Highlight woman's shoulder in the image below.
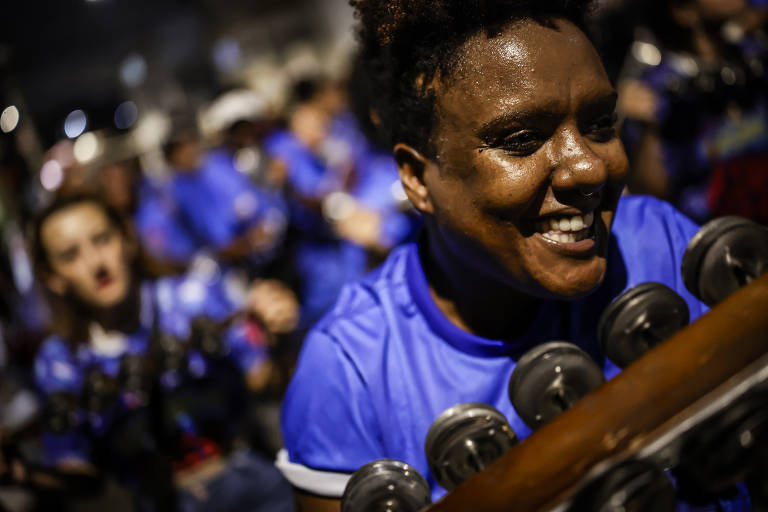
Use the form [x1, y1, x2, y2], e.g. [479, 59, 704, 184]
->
[35, 335, 82, 393]
[611, 195, 707, 316]
[314, 245, 414, 332]
[36, 335, 72, 362]
[614, 194, 699, 240]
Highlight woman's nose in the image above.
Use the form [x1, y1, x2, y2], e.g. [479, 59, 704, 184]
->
[549, 127, 608, 196]
[83, 246, 104, 270]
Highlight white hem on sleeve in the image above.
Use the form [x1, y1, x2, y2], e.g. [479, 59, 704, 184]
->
[275, 448, 351, 498]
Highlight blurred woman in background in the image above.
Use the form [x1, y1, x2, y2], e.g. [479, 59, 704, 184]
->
[31, 193, 295, 511]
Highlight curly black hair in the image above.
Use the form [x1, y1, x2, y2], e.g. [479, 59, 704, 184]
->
[350, 0, 595, 157]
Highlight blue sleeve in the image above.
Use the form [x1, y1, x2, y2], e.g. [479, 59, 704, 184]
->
[614, 196, 708, 324]
[161, 274, 240, 325]
[281, 330, 384, 472]
[35, 339, 82, 394]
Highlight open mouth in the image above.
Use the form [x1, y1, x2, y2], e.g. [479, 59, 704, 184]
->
[531, 211, 595, 243]
[95, 268, 115, 289]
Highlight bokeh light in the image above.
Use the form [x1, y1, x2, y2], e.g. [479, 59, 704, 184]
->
[73, 132, 100, 163]
[234, 147, 260, 174]
[631, 41, 662, 67]
[64, 109, 87, 138]
[119, 53, 147, 87]
[0, 105, 20, 133]
[40, 160, 64, 191]
[114, 100, 138, 129]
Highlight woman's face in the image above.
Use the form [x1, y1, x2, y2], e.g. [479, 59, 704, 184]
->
[41, 202, 132, 308]
[420, 19, 628, 299]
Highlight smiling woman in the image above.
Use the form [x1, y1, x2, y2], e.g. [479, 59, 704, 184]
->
[279, 1, 720, 510]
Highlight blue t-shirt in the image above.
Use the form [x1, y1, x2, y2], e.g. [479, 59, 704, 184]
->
[279, 195, 719, 502]
[170, 148, 288, 263]
[134, 177, 200, 264]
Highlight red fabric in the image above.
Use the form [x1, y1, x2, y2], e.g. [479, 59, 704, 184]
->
[708, 155, 768, 225]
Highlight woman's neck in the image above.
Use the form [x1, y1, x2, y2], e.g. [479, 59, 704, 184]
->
[420, 232, 541, 341]
[86, 282, 142, 334]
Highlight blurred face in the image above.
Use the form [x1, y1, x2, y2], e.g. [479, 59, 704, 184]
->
[41, 202, 132, 308]
[170, 140, 203, 173]
[290, 104, 329, 151]
[420, 19, 628, 299]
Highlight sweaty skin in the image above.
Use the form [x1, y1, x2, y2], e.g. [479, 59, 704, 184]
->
[299, 18, 629, 511]
[398, 19, 629, 339]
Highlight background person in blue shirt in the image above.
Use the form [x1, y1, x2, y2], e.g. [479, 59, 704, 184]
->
[279, 0, 750, 510]
[265, 79, 418, 326]
[166, 130, 289, 271]
[31, 193, 295, 511]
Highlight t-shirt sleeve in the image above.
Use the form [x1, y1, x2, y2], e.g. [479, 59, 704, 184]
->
[614, 196, 709, 324]
[279, 329, 384, 497]
[658, 200, 709, 323]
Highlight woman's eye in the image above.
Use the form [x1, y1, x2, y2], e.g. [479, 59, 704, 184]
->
[498, 131, 543, 155]
[93, 231, 113, 245]
[587, 114, 617, 142]
[59, 248, 78, 263]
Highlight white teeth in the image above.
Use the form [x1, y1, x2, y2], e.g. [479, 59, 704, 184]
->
[535, 211, 597, 243]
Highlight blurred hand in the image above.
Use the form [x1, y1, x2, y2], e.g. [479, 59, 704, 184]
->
[246, 222, 280, 253]
[334, 206, 383, 250]
[246, 279, 299, 334]
[618, 79, 659, 124]
[266, 159, 288, 187]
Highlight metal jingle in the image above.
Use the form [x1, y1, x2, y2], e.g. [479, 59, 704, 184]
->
[509, 341, 605, 430]
[682, 216, 768, 306]
[675, 392, 768, 503]
[341, 459, 431, 512]
[424, 402, 517, 491]
[569, 458, 676, 512]
[598, 282, 690, 368]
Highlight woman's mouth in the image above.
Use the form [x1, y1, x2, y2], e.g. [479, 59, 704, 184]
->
[529, 211, 598, 255]
[95, 269, 115, 289]
[533, 212, 595, 243]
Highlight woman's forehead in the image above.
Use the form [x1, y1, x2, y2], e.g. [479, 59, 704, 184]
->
[439, 19, 609, 122]
[42, 203, 110, 247]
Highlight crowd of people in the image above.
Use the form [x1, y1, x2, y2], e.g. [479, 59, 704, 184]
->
[0, 0, 765, 511]
[0, 70, 421, 511]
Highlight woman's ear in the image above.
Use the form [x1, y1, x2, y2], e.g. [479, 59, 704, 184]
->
[394, 143, 436, 215]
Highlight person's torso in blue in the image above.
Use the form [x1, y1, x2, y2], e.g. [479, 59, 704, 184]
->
[170, 148, 288, 262]
[280, 195, 749, 508]
[34, 273, 269, 466]
[265, 123, 421, 325]
[134, 177, 201, 264]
